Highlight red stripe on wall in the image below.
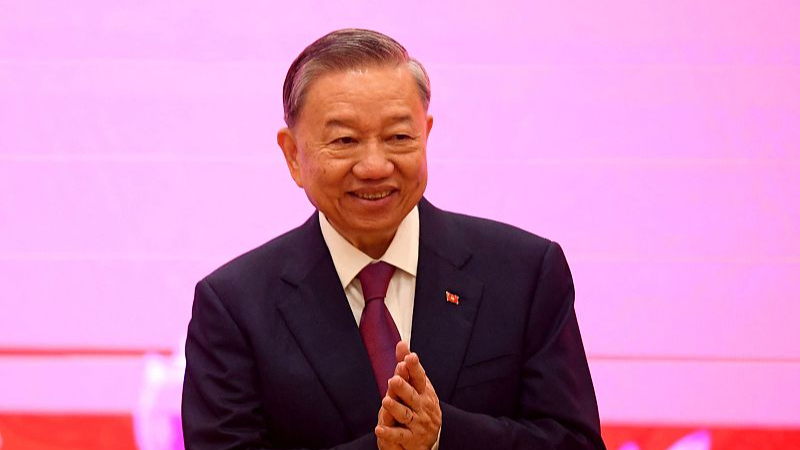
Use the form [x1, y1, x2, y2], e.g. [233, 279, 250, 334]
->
[0, 414, 138, 450]
[0, 348, 173, 357]
[603, 425, 800, 450]
[589, 354, 800, 364]
[1, 415, 800, 450]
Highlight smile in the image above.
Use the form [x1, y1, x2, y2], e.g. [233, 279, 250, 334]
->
[353, 190, 393, 201]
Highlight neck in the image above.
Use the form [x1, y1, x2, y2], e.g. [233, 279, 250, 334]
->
[357, 244, 390, 260]
[320, 214, 400, 260]
[351, 232, 395, 259]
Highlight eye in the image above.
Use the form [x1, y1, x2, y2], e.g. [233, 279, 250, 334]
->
[391, 134, 411, 141]
[331, 136, 356, 145]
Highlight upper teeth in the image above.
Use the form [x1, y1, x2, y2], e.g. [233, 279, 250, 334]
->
[358, 191, 390, 200]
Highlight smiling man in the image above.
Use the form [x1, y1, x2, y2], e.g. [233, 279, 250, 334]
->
[182, 29, 606, 450]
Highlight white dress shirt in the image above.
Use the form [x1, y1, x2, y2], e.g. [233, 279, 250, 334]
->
[319, 206, 419, 343]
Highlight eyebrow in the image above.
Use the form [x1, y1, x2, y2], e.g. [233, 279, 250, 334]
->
[386, 115, 414, 126]
[323, 114, 415, 129]
[323, 119, 355, 129]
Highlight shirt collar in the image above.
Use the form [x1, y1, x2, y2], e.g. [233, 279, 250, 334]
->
[319, 206, 419, 288]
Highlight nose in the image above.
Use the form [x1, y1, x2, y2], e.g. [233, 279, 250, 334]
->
[352, 139, 394, 180]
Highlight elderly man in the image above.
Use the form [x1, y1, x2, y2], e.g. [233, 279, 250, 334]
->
[182, 29, 605, 450]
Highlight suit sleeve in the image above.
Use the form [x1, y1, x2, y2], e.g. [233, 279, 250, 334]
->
[438, 242, 606, 450]
[182, 279, 378, 450]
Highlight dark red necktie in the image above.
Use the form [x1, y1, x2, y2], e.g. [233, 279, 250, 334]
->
[357, 261, 401, 398]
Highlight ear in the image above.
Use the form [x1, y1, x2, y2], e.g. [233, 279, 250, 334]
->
[277, 127, 304, 188]
[425, 114, 434, 138]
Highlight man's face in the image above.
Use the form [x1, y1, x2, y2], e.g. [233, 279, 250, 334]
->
[278, 64, 433, 256]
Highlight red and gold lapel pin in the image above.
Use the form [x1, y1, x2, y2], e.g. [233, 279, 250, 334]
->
[445, 291, 460, 305]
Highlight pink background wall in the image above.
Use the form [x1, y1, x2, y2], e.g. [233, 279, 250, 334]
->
[1, 1, 799, 447]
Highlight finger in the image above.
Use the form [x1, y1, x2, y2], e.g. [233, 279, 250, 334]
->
[394, 360, 410, 382]
[385, 375, 405, 402]
[404, 352, 428, 394]
[375, 424, 413, 444]
[386, 369, 404, 403]
[387, 375, 420, 410]
[378, 403, 396, 427]
[381, 396, 414, 426]
[395, 341, 411, 363]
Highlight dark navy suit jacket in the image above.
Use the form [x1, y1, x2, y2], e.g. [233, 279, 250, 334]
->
[182, 198, 605, 450]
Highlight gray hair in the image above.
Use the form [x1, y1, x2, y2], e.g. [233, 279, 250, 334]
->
[282, 28, 431, 128]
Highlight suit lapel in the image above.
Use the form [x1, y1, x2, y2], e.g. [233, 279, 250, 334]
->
[410, 199, 484, 402]
[274, 200, 484, 430]
[276, 214, 381, 437]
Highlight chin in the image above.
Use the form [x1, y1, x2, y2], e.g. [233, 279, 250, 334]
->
[354, 220, 397, 234]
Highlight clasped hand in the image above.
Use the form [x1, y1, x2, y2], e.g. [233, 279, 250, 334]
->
[375, 341, 442, 450]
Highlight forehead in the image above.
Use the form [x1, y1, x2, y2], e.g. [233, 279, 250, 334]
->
[297, 65, 425, 127]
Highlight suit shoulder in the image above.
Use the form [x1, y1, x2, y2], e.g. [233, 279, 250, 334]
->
[201, 217, 316, 290]
[442, 209, 555, 256]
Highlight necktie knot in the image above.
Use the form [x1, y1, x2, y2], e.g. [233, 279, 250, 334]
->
[357, 261, 395, 303]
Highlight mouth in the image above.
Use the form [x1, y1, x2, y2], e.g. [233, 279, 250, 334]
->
[350, 189, 395, 201]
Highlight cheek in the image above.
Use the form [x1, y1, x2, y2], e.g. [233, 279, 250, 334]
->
[416, 170, 428, 190]
[299, 153, 326, 179]
[306, 159, 351, 191]
[399, 153, 427, 182]
[417, 159, 428, 180]
[413, 158, 429, 191]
